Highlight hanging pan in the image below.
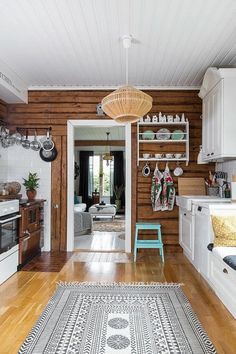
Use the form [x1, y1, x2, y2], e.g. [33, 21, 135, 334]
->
[39, 146, 58, 162]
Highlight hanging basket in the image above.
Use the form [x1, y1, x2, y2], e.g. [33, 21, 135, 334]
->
[101, 85, 152, 124]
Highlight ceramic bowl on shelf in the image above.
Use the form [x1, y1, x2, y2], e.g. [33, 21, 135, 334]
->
[143, 153, 150, 159]
[165, 153, 173, 159]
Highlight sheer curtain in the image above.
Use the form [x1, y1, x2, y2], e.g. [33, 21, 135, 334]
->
[79, 151, 94, 206]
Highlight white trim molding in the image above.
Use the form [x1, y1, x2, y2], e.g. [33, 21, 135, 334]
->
[29, 85, 200, 91]
[67, 120, 132, 253]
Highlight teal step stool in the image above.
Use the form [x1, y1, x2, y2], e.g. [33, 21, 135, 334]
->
[134, 222, 164, 262]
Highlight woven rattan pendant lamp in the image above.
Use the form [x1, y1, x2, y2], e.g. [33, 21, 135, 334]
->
[101, 35, 152, 124]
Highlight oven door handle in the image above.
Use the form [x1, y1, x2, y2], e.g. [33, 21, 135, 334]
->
[0, 215, 21, 224]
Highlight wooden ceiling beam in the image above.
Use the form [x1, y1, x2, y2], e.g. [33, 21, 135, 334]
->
[74, 140, 125, 146]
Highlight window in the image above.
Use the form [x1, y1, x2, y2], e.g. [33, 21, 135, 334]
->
[89, 155, 114, 197]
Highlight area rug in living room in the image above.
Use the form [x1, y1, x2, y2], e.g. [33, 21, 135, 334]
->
[93, 219, 125, 232]
[19, 282, 216, 354]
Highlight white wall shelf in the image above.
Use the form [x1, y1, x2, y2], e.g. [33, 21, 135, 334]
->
[138, 139, 187, 143]
[137, 120, 189, 166]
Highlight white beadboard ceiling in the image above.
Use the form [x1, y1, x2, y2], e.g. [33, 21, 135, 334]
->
[0, 0, 236, 89]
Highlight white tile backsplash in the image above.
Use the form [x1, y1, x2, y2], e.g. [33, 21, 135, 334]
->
[0, 142, 51, 251]
[0, 147, 8, 182]
[216, 160, 236, 182]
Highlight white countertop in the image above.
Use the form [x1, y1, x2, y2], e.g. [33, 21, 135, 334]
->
[176, 195, 228, 211]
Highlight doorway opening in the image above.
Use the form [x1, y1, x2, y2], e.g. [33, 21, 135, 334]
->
[67, 120, 131, 253]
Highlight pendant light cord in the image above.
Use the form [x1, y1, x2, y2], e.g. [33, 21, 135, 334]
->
[125, 47, 129, 85]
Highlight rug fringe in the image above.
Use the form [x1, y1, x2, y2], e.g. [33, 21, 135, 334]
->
[56, 281, 184, 287]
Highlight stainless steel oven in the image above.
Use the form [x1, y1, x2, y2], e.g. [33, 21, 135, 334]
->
[0, 212, 21, 254]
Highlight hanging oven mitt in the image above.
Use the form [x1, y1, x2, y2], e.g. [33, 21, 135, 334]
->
[151, 163, 163, 212]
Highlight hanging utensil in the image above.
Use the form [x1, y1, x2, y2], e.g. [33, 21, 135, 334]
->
[39, 146, 58, 162]
[30, 129, 41, 151]
[21, 129, 30, 149]
[41, 127, 54, 151]
[13, 128, 23, 145]
[142, 162, 151, 177]
[174, 162, 183, 177]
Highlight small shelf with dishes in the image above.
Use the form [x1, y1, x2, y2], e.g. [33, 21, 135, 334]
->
[137, 120, 189, 166]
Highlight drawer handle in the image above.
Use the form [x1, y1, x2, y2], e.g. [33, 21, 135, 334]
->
[223, 268, 228, 274]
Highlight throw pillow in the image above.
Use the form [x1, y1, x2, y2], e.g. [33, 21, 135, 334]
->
[211, 215, 236, 247]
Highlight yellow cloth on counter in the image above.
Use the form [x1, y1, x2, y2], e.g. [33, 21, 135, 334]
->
[211, 215, 236, 247]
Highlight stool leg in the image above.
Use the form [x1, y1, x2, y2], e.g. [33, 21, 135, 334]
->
[158, 227, 164, 262]
[134, 228, 138, 262]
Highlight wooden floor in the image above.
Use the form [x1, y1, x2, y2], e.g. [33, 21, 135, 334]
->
[0, 251, 236, 353]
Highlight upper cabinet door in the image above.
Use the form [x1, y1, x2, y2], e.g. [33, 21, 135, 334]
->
[200, 68, 236, 162]
[202, 93, 212, 159]
[210, 81, 223, 158]
[202, 81, 223, 161]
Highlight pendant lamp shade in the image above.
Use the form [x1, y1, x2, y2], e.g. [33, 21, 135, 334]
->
[101, 85, 152, 124]
[101, 35, 153, 124]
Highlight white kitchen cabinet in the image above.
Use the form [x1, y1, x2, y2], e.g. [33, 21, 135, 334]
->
[179, 209, 194, 262]
[199, 68, 236, 161]
[193, 204, 213, 280]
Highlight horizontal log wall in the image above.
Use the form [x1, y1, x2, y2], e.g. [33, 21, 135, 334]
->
[5, 90, 213, 252]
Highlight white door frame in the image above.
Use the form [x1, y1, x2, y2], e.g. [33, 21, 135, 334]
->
[67, 120, 132, 253]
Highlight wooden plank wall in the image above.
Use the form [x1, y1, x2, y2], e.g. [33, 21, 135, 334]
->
[5, 90, 213, 252]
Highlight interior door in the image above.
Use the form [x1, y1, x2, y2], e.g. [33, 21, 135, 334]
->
[51, 135, 67, 251]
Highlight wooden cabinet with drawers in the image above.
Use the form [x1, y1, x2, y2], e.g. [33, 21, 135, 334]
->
[18, 199, 45, 268]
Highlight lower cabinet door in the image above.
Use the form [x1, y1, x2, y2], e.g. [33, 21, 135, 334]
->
[19, 229, 41, 265]
[179, 209, 194, 261]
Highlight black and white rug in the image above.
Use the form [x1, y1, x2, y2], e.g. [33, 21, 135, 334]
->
[19, 282, 216, 354]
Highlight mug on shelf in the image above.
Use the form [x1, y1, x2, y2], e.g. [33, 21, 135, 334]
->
[174, 153, 182, 159]
[155, 153, 164, 159]
[165, 153, 173, 158]
[174, 114, 180, 122]
[167, 115, 173, 122]
[152, 115, 158, 122]
[143, 153, 150, 159]
[144, 115, 151, 122]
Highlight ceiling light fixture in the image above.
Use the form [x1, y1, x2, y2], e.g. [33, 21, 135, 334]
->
[103, 132, 113, 165]
[101, 35, 152, 124]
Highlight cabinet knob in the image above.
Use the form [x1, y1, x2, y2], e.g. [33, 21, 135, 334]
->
[223, 268, 228, 274]
[211, 152, 214, 155]
[207, 153, 210, 156]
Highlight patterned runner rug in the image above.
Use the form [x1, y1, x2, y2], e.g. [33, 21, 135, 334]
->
[93, 220, 125, 232]
[19, 282, 216, 354]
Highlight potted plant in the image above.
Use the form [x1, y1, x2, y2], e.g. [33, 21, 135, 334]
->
[23, 172, 40, 200]
[114, 184, 124, 210]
